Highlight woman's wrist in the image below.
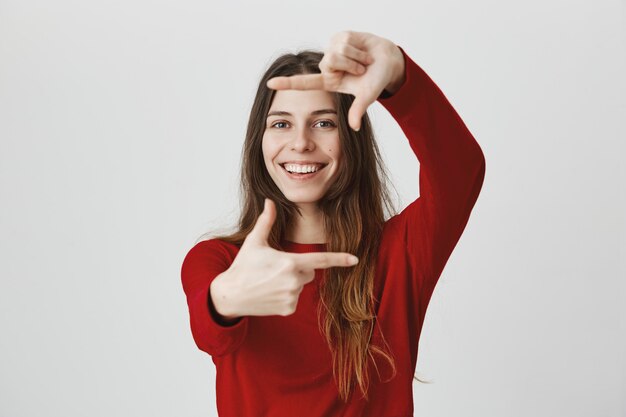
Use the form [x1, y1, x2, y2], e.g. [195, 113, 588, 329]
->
[383, 45, 406, 96]
[210, 271, 241, 322]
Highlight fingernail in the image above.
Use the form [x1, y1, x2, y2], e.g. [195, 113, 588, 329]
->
[349, 255, 359, 265]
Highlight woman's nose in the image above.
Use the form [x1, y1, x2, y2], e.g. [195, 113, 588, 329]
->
[290, 127, 315, 152]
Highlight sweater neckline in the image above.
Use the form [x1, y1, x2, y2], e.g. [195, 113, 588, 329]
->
[280, 239, 327, 251]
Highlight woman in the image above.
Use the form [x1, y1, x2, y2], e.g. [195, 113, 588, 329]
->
[181, 30, 486, 416]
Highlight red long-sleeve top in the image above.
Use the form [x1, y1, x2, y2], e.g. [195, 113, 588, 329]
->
[181, 46, 486, 417]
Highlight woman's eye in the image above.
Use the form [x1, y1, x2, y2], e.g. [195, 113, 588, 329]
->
[271, 121, 289, 129]
[315, 120, 336, 128]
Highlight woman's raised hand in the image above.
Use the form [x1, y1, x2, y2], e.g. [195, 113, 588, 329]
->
[210, 199, 359, 319]
[266, 30, 406, 131]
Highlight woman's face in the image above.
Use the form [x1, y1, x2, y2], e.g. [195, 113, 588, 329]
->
[262, 89, 342, 207]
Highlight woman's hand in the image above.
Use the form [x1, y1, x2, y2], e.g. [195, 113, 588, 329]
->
[266, 30, 406, 131]
[210, 199, 359, 318]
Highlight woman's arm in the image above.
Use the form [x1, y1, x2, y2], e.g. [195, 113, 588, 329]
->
[265, 31, 485, 312]
[180, 239, 250, 357]
[378, 46, 486, 303]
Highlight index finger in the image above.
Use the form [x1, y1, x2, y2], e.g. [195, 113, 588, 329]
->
[266, 74, 325, 91]
[291, 251, 359, 270]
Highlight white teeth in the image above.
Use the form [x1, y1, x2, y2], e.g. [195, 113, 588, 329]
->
[284, 163, 322, 173]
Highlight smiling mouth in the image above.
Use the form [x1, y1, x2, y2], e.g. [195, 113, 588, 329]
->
[279, 163, 328, 178]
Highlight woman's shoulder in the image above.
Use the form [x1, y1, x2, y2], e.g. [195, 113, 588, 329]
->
[183, 237, 242, 265]
[180, 238, 242, 290]
[192, 237, 241, 249]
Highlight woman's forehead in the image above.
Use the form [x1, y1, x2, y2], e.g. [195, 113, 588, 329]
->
[268, 89, 336, 115]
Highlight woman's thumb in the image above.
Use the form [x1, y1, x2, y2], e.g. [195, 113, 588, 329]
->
[246, 198, 275, 246]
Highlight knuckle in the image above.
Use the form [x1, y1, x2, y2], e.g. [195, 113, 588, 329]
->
[323, 73, 340, 90]
[287, 278, 301, 293]
[280, 257, 297, 271]
[325, 53, 337, 67]
[318, 60, 329, 72]
[281, 301, 297, 316]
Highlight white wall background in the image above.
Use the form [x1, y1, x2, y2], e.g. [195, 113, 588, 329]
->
[1, 0, 624, 416]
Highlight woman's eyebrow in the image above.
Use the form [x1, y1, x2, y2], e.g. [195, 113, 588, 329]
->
[266, 109, 337, 118]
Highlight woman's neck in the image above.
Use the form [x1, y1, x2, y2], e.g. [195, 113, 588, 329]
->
[285, 202, 326, 244]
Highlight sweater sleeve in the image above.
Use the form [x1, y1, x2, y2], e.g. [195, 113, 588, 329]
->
[377, 46, 486, 304]
[180, 239, 249, 357]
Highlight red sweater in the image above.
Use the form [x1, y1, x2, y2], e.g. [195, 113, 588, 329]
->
[181, 46, 486, 417]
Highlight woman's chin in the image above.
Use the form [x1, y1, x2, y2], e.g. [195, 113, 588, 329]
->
[281, 193, 323, 206]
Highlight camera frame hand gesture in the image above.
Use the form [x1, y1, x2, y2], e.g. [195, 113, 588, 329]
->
[211, 199, 359, 318]
[266, 30, 406, 131]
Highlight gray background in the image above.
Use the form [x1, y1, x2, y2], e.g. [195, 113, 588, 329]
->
[1, 0, 624, 416]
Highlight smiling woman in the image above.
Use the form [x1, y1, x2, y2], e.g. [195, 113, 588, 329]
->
[263, 89, 343, 223]
[180, 30, 486, 417]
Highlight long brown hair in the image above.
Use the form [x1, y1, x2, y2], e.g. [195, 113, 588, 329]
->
[200, 49, 425, 401]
